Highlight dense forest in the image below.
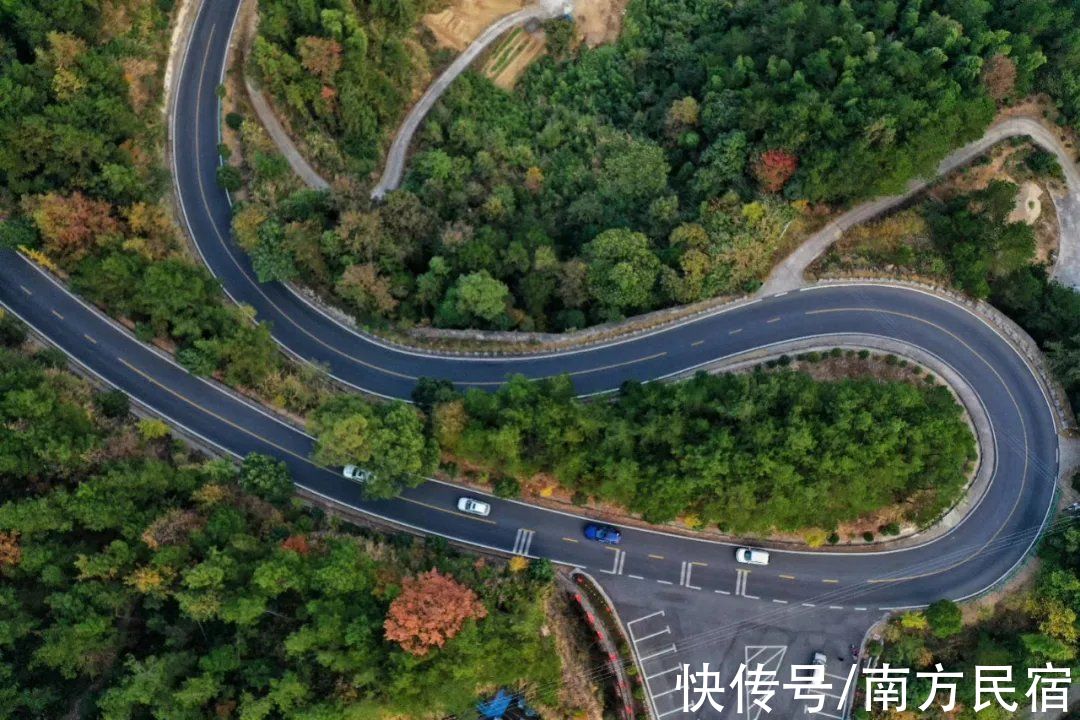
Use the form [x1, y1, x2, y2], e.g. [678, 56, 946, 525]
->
[0, 0, 336, 416]
[0, 314, 564, 718]
[402, 369, 975, 534]
[239, 0, 1080, 333]
[251, 0, 452, 176]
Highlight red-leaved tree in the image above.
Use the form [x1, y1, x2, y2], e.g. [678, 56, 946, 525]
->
[752, 149, 799, 193]
[384, 569, 488, 655]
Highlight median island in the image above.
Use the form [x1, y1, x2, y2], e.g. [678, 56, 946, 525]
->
[310, 360, 977, 542]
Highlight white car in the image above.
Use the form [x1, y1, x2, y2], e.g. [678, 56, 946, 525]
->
[457, 497, 492, 517]
[813, 651, 828, 666]
[735, 547, 770, 566]
[342, 465, 373, 483]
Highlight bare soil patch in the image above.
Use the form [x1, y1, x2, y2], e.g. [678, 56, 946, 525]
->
[574, 0, 628, 47]
[423, 0, 529, 51]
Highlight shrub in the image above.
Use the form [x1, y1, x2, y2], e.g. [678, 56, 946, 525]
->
[827, 532, 840, 545]
[225, 112, 244, 130]
[0, 312, 27, 347]
[216, 164, 242, 191]
[925, 599, 963, 638]
[94, 389, 130, 419]
[138, 418, 170, 440]
[804, 529, 827, 547]
[493, 475, 521, 498]
[879, 522, 901, 536]
[862, 531, 875, 542]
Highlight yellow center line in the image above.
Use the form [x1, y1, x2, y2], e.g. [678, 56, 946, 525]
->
[51, 309, 64, 320]
[648, 554, 665, 560]
[398, 496, 497, 525]
[83, 334, 97, 345]
[779, 574, 795, 580]
[822, 579, 839, 584]
[690, 561, 708, 567]
[118, 357, 497, 525]
[766, 316, 780, 323]
[729, 328, 742, 335]
[118, 357, 313, 465]
[187, 26, 417, 384]
[691, 340, 704, 347]
[562, 537, 579, 543]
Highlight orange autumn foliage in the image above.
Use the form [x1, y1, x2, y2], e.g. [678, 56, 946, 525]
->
[0, 531, 21, 569]
[22, 191, 120, 262]
[752, 149, 799, 193]
[280, 534, 312, 555]
[383, 569, 487, 655]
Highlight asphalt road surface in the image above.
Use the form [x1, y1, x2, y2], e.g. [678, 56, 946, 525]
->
[0, 0, 1062, 621]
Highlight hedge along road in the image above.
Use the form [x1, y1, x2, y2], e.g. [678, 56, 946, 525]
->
[0, 0, 1061, 612]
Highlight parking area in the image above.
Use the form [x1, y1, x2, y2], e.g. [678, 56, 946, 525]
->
[626, 610, 683, 718]
[604, 576, 879, 719]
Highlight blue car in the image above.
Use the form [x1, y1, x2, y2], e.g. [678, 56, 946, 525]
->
[584, 523, 622, 545]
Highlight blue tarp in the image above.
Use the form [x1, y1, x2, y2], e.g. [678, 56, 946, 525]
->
[477, 690, 513, 719]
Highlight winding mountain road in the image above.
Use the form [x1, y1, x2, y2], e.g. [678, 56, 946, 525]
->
[371, 0, 566, 198]
[0, 0, 1069, 615]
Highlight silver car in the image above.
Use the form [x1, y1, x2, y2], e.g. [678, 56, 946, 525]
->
[735, 547, 770, 566]
[342, 465, 373, 483]
[457, 497, 492, 517]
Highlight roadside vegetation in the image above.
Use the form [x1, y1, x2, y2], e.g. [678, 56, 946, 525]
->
[0, 0, 332, 417]
[236, 0, 1080, 334]
[0, 315, 568, 718]
[819, 158, 1080, 414]
[399, 369, 975, 535]
[865, 516, 1080, 720]
[251, 0, 453, 176]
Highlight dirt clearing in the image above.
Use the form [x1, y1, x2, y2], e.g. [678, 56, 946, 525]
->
[574, 0, 628, 47]
[423, 0, 529, 50]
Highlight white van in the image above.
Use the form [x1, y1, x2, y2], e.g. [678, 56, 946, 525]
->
[735, 547, 770, 566]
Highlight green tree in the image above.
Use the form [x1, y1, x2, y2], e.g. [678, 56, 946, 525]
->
[583, 229, 661, 318]
[925, 599, 963, 638]
[238, 453, 294, 505]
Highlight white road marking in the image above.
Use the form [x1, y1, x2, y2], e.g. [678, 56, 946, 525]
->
[635, 628, 671, 643]
[628, 610, 665, 626]
[646, 665, 682, 680]
[601, 548, 626, 575]
[680, 561, 704, 589]
[512, 528, 535, 556]
[639, 645, 677, 662]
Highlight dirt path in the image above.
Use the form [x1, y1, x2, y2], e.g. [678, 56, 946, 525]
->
[761, 116, 1080, 294]
[371, 0, 567, 198]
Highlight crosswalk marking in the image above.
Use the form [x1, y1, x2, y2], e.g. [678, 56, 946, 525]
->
[512, 528, 534, 556]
